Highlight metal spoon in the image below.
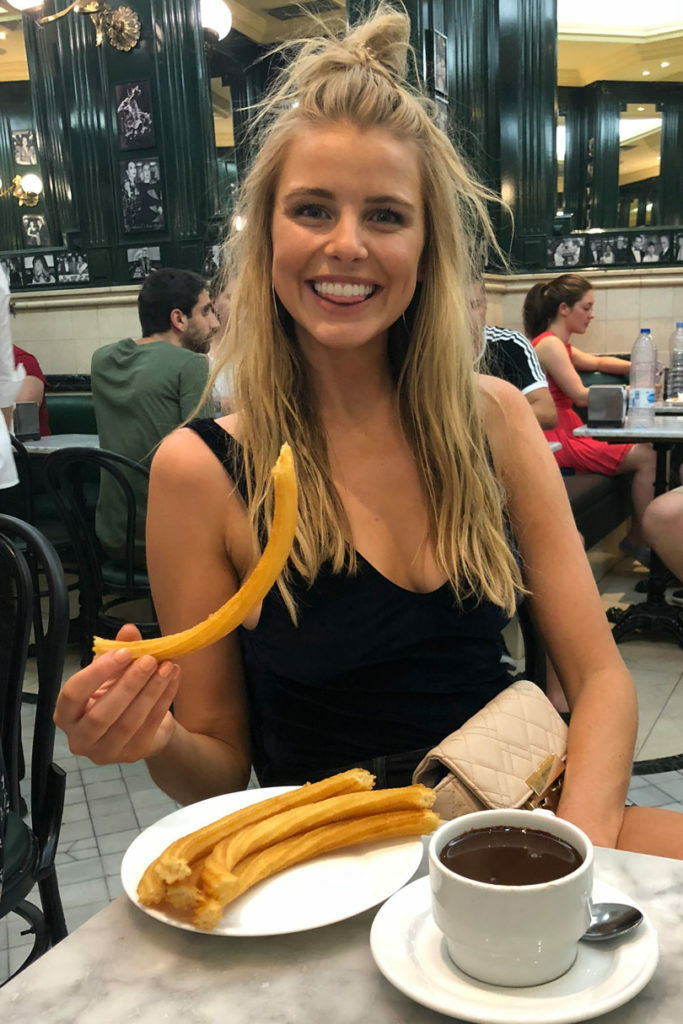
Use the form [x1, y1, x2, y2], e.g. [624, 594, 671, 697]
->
[581, 902, 644, 942]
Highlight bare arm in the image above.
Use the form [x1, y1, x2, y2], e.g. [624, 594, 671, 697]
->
[16, 374, 44, 406]
[533, 335, 590, 406]
[570, 348, 630, 376]
[54, 425, 253, 805]
[144, 426, 253, 802]
[483, 378, 637, 848]
[524, 386, 557, 429]
[2, 406, 12, 429]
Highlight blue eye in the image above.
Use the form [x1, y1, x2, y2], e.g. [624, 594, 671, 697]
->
[371, 207, 404, 225]
[294, 203, 328, 219]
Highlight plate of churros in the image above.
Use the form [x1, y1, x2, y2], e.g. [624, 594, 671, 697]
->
[121, 769, 440, 936]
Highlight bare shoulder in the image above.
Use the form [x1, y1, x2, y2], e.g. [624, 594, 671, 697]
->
[534, 332, 566, 355]
[478, 373, 533, 427]
[152, 422, 236, 493]
[477, 374, 553, 478]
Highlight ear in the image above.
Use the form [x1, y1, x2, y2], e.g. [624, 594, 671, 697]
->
[169, 307, 186, 332]
[557, 301, 571, 318]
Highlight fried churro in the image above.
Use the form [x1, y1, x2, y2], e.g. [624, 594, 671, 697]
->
[136, 768, 374, 904]
[202, 785, 436, 902]
[193, 809, 441, 931]
[93, 442, 298, 661]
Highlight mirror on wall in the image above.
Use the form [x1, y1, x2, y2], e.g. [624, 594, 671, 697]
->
[556, 113, 565, 212]
[557, 4, 683, 231]
[617, 102, 662, 227]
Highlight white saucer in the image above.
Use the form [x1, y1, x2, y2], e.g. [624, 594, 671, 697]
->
[370, 876, 658, 1024]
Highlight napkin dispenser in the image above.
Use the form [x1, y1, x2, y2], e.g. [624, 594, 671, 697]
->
[12, 401, 41, 441]
[587, 385, 626, 429]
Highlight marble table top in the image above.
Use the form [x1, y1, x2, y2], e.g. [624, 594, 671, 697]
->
[573, 416, 683, 442]
[22, 433, 100, 455]
[1, 846, 681, 1023]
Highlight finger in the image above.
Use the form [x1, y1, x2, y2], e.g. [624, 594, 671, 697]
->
[115, 623, 143, 643]
[90, 667, 180, 764]
[54, 647, 135, 729]
[120, 675, 180, 762]
[74, 655, 164, 748]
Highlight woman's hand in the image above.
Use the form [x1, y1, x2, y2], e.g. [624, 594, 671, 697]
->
[54, 624, 180, 765]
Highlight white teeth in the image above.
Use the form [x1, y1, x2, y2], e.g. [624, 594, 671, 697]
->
[313, 281, 374, 298]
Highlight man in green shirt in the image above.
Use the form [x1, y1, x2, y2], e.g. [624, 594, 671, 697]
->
[92, 267, 219, 565]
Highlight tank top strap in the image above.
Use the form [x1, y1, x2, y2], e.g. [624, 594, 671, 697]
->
[185, 418, 248, 502]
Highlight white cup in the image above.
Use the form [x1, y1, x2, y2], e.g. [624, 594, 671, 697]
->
[428, 808, 593, 987]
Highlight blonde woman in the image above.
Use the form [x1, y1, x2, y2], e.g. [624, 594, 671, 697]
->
[56, 5, 682, 857]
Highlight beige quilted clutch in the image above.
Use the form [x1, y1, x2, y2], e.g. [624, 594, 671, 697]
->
[412, 680, 568, 820]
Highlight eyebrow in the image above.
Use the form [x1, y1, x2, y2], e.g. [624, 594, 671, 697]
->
[283, 187, 415, 209]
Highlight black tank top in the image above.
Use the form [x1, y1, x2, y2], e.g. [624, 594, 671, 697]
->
[185, 419, 513, 785]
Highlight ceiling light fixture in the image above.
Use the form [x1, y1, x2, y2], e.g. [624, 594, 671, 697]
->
[201, 0, 232, 44]
[642, 70, 651, 76]
[660, 61, 671, 67]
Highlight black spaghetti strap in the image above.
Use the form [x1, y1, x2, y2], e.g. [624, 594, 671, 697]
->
[185, 418, 248, 501]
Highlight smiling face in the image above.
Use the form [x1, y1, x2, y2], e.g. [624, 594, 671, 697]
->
[270, 123, 425, 361]
[563, 289, 595, 334]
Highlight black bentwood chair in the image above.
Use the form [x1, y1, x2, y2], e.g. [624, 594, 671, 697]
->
[44, 447, 159, 666]
[0, 514, 69, 983]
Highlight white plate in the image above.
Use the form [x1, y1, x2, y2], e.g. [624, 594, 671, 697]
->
[121, 786, 423, 937]
[370, 876, 659, 1024]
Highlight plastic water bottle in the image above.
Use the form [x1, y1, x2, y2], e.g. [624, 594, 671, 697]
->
[667, 321, 683, 399]
[627, 329, 656, 428]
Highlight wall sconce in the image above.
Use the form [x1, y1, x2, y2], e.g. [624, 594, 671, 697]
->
[0, 173, 43, 207]
[7, 1, 141, 52]
[201, 0, 232, 46]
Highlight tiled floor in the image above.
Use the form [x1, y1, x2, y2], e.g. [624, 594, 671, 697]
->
[2, 552, 683, 979]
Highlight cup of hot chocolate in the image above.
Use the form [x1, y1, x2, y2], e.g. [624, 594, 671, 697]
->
[428, 808, 593, 987]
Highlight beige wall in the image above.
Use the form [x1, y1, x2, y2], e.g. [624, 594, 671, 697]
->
[485, 266, 683, 363]
[8, 267, 683, 374]
[9, 286, 140, 375]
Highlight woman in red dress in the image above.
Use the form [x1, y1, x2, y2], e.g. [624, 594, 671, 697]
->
[523, 274, 655, 562]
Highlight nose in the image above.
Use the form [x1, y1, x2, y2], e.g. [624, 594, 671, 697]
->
[324, 210, 367, 261]
[209, 310, 220, 332]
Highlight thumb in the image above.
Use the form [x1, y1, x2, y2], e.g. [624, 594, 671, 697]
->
[116, 623, 143, 642]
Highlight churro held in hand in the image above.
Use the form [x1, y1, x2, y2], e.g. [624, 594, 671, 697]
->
[93, 442, 297, 661]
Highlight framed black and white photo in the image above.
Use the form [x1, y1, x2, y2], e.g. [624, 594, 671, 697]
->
[56, 251, 90, 283]
[674, 232, 683, 264]
[21, 213, 49, 248]
[23, 253, 56, 287]
[546, 235, 585, 268]
[426, 29, 448, 97]
[0, 256, 24, 289]
[11, 128, 37, 166]
[127, 245, 161, 280]
[654, 232, 673, 264]
[586, 235, 624, 267]
[612, 234, 632, 265]
[630, 232, 667, 265]
[120, 157, 164, 232]
[115, 81, 155, 150]
[434, 96, 449, 135]
[202, 244, 221, 279]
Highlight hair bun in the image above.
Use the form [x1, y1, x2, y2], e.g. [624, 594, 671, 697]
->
[349, 7, 410, 79]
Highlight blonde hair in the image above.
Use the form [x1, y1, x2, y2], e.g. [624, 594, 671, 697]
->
[213, 3, 521, 617]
